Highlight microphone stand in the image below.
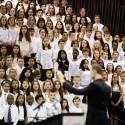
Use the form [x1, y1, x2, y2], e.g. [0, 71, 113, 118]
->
[32, 101, 45, 123]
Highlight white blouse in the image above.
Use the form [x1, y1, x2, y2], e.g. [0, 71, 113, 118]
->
[68, 59, 81, 80]
[16, 37, 33, 56]
[8, 27, 19, 44]
[78, 70, 92, 87]
[18, 106, 24, 121]
[0, 27, 12, 44]
[37, 48, 55, 69]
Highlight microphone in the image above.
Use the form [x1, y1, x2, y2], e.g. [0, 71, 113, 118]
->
[33, 101, 45, 111]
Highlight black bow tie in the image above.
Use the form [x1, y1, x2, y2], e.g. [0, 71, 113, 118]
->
[113, 61, 118, 62]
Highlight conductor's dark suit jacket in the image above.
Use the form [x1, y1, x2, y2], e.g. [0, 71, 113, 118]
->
[63, 79, 111, 125]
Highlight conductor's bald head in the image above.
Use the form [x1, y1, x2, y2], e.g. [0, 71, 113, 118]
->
[91, 65, 103, 80]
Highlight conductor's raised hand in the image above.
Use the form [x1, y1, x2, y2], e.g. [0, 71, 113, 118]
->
[56, 70, 65, 83]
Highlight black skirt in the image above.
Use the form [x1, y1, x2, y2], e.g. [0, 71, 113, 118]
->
[109, 91, 123, 114]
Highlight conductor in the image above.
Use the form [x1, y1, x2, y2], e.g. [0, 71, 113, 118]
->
[57, 65, 111, 125]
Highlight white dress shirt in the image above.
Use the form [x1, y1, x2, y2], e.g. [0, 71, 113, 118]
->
[67, 48, 82, 60]
[68, 59, 81, 80]
[26, 104, 37, 123]
[4, 104, 18, 125]
[16, 37, 33, 56]
[8, 27, 19, 44]
[70, 86, 84, 106]
[0, 27, 12, 44]
[93, 23, 104, 33]
[78, 70, 92, 87]
[43, 100, 61, 118]
[84, 35, 95, 49]
[18, 106, 24, 121]
[69, 105, 82, 113]
[14, 65, 25, 78]
[36, 105, 47, 122]
[37, 48, 55, 69]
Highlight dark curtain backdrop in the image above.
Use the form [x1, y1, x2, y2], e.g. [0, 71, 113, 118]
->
[68, 0, 125, 36]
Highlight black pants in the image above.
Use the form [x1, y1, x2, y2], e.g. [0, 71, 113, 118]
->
[0, 119, 4, 125]
[27, 122, 35, 125]
[5, 122, 14, 125]
[17, 121, 25, 125]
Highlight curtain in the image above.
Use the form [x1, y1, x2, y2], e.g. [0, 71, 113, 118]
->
[68, 0, 125, 36]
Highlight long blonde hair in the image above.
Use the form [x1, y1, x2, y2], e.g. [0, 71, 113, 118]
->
[92, 40, 102, 55]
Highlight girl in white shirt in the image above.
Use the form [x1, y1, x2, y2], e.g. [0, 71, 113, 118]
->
[72, 22, 80, 39]
[0, 57, 7, 70]
[36, 18, 48, 38]
[79, 59, 91, 87]
[78, 8, 91, 23]
[60, 98, 69, 113]
[16, 94, 27, 125]
[37, 37, 55, 81]
[0, 67, 6, 83]
[9, 8, 16, 17]
[8, 16, 19, 48]
[68, 49, 81, 81]
[55, 21, 64, 35]
[42, 80, 52, 102]
[0, 16, 11, 45]
[48, 31, 55, 49]
[31, 80, 42, 105]
[10, 79, 22, 101]
[52, 80, 63, 102]
[20, 80, 31, 97]
[106, 63, 115, 84]
[45, 70, 54, 85]
[22, 0, 29, 12]
[46, 20, 53, 32]
[48, 5, 56, 20]
[16, 25, 33, 66]
[11, 45, 21, 67]
[17, 8, 27, 25]
[27, 16, 38, 37]
[54, 50, 69, 80]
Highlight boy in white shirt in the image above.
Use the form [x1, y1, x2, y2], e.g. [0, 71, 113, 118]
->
[6, 56, 13, 76]
[66, 5, 73, 15]
[71, 76, 84, 105]
[69, 96, 82, 113]
[35, 9, 43, 23]
[103, 32, 112, 49]
[101, 51, 109, 68]
[64, 21, 72, 33]
[53, 13, 62, 27]
[14, 57, 25, 78]
[53, 0, 60, 14]
[4, 94, 18, 125]
[26, 95, 37, 125]
[111, 51, 124, 70]
[34, 95, 47, 122]
[93, 15, 104, 33]
[43, 90, 61, 118]
[84, 29, 95, 49]
[29, 28, 40, 58]
[66, 31, 75, 50]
